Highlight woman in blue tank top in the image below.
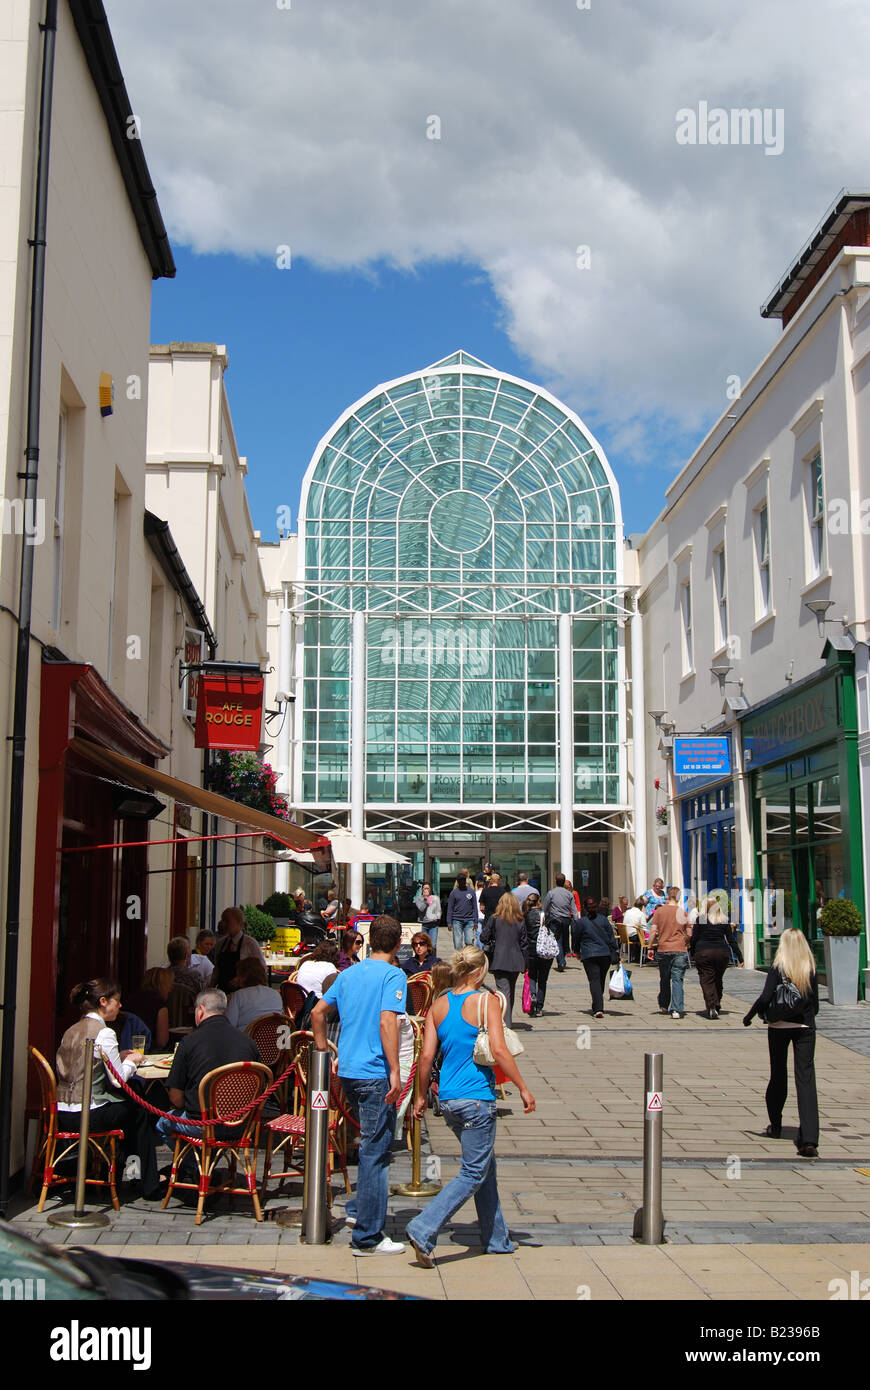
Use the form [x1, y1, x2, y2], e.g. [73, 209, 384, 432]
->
[405, 947, 535, 1266]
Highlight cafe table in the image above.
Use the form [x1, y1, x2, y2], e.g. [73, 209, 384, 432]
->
[137, 1053, 174, 1082]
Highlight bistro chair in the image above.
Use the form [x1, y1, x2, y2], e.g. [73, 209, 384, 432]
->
[161, 1060, 272, 1225]
[280, 980, 308, 1025]
[27, 1046, 124, 1213]
[406, 973, 434, 1019]
[245, 1013, 294, 1113]
[260, 1032, 348, 1205]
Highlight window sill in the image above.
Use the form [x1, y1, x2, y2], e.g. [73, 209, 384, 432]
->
[800, 571, 833, 599]
[679, 668, 696, 684]
[711, 643, 730, 661]
[751, 611, 775, 633]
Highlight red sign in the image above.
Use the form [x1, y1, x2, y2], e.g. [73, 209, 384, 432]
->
[194, 673, 264, 751]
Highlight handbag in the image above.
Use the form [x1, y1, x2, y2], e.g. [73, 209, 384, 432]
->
[536, 922, 560, 960]
[472, 991, 525, 1068]
[521, 972, 532, 1015]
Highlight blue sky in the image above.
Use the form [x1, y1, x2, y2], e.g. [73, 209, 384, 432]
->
[151, 249, 701, 541]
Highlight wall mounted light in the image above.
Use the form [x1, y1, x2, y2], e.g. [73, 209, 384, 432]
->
[804, 598, 834, 637]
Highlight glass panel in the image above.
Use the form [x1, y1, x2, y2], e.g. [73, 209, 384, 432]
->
[811, 775, 841, 841]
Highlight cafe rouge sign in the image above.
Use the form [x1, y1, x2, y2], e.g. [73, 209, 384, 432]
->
[194, 673, 264, 752]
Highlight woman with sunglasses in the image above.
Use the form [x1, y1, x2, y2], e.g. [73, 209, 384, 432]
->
[402, 931, 440, 977]
[337, 929, 365, 971]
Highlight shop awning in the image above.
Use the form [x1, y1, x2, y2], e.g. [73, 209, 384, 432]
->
[68, 738, 327, 854]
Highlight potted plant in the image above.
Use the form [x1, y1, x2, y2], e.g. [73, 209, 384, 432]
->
[261, 890, 294, 925]
[241, 903, 277, 946]
[819, 898, 863, 1005]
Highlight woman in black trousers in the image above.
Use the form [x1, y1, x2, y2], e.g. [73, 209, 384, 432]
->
[480, 892, 528, 1026]
[575, 901, 617, 1018]
[523, 893, 553, 1017]
[743, 928, 820, 1158]
[689, 895, 743, 1018]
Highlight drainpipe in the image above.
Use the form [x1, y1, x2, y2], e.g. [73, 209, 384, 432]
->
[0, 0, 59, 1217]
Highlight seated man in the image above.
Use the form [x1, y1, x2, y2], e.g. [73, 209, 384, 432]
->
[167, 936, 202, 1027]
[157, 989, 260, 1146]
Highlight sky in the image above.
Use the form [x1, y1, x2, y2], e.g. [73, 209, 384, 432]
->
[105, 0, 870, 540]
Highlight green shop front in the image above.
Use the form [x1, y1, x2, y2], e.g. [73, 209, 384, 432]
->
[742, 644, 865, 987]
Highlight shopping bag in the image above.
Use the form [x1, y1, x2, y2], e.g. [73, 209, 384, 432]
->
[609, 964, 633, 1000]
[522, 971, 532, 1015]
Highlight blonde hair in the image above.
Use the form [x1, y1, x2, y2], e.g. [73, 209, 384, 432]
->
[429, 961, 453, 997]
[143, 966, 172, 998]
[772, 928, 815, 997]
[703, 895, 727, 926]
[494, 892, 523, 925]
[449, 946, 488, 985]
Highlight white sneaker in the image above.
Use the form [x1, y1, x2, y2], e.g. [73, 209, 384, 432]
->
[123, 1154, 141, 1182]
[354, 1237, 405, 1256]
[344, 1215, 356, 1227]
[671, 1011, 681, 1020]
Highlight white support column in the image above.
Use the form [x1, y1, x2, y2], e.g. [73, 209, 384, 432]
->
[350, 610, 366, 906]
[630, 593, 648, 898]
[558, 612, 574, 881]
[274, 605, 293, 893]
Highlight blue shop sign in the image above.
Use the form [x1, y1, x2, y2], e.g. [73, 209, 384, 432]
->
[674, 736, 731, 792]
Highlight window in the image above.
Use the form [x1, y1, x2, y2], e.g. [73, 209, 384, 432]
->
[807, 452, 825, 577]
[680, 578, 693, 673]
[713, 545, 727, 649]
[51, 408, 67, 630]
[755, 502, 771, 617]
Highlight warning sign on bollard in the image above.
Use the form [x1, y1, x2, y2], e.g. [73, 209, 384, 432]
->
[646, 1092, 662, 1111]
[310, 1090, 328, 1111]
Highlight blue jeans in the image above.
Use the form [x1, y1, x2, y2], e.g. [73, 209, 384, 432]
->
[426, 924, 439, 952]
[341, 1076, 395, 1250]
[406, 1098, 514, 1255]
[657, 951, 689, 1013]
[450, 920, 476, 950]
[156, 1110, 200, 1144]
[549, 919, 570, 967]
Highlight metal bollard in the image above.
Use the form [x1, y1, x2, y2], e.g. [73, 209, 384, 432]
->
[301, 1046, 331, 1244]
[632, 1052, 665, 1244]
[47, 1038, 109, 1229]
[391, 1025, 441, 1198]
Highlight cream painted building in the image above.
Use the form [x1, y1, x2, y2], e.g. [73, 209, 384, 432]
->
[637, 193, 870, 981]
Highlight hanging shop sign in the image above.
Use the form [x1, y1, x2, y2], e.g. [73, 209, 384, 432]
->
[674, 737, 731, 779]
[194, 672, 264, 751]
[181, 628, 205, 721]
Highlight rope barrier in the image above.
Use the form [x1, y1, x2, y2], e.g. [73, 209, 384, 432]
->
[101, 1053, 297, 1127]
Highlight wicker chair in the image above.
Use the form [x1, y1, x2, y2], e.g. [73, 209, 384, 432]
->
[161, 1060, 272, 1225]
[405, 972, 434, 1019]
[28, 1046, 124, 1213]
[259, 1032, 348, 1205]
[245, 1013, 294, 1113]
[280, 980, 308, 1025]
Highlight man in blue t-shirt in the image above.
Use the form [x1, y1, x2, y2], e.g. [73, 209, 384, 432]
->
[312, 915, 407, 1255]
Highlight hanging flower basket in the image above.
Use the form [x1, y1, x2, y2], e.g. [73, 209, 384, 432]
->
[207, 750, 293, 851]
[655, 804, 668, 827]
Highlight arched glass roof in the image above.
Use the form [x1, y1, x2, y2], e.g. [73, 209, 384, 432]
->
[299, 353, 622, 615]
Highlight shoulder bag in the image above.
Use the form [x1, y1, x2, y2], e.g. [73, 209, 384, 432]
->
[472, 990, 524, 1068]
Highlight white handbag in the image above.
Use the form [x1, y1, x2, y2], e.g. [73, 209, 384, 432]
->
[472, 990, 524, 1068]
[536, 922, 560, 960]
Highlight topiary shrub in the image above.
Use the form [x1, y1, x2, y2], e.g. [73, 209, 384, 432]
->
[819, 898, 863, 937]
[261, 891, 293, 919]
[242, 903, 277, 943]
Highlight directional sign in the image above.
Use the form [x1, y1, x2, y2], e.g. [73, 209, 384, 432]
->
[310, 1090, 328, 1111]
[646, 1092, 663, 1111]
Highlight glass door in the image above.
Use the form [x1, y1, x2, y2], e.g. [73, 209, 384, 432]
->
[431, 856, 483, 917]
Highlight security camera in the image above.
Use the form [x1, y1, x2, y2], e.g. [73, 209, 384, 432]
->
[276, 690, 296, 704]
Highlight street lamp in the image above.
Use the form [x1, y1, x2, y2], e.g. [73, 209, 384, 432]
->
[804, 598, 834, 637]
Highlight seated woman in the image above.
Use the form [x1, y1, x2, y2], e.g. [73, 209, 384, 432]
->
[56, 977, 161, 1199]
[224, 958, 284, 1032]
[402, 931, 440, 977]
[337, 929, 364, 971]
[295, 940, 341, 999]
[124, 966, 172, 1052]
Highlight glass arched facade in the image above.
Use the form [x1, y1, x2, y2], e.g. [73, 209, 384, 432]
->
[296, 352, 625, 823]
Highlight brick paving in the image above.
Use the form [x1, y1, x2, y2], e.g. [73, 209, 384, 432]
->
[7, 957, 870, 1297]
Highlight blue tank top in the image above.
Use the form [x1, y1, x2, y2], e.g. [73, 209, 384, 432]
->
[436, 992, 496, 1102]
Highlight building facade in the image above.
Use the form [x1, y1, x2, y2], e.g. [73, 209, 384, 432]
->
[290, 352, 643, 910]
[638, 193, 870, 980]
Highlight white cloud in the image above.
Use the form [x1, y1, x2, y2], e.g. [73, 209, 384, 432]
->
[105, 0, 870, 465]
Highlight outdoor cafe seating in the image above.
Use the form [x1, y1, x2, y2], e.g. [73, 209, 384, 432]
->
[28, 1046, 124, 1213]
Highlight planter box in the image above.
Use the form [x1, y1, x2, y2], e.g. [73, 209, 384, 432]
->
[823, 935, 861, 1005]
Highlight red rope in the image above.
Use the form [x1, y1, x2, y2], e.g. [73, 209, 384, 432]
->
[101, 1053, 296, 1127]
[398, 1060, 417, 1106]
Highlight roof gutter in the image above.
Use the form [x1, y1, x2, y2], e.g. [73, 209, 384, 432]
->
[144, 511, 217, 657]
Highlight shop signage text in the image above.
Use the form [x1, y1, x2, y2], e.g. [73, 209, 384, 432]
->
[742, 680, 837, 767]
[194, 674, 264, 751]
[674, 737, 731, 778]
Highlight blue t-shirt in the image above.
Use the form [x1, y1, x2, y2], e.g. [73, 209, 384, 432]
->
[322, 958, 407, 1081]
